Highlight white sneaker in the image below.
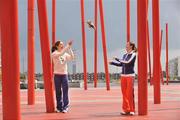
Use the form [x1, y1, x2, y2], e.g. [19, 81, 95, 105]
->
[62, 108, 69, 113]
[56, 109, 61, 113]
[129, 112, 135, 116]
[120, 111, 130, 115]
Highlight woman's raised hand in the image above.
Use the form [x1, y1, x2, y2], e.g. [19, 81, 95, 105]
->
[68, 40, 73, 46]
[113, 56, 117, 60]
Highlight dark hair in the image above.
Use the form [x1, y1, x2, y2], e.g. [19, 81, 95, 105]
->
[52, 41, 60, 53]
[130, 42, 137, 52]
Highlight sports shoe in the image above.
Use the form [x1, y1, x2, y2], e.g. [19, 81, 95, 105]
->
[62, 108, 69, 113]
[120, 111, 130, 115]
[129, 112, 135, 116]
[56, 109, 62, 113]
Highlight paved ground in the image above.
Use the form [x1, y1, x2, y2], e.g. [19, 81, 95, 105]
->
[0, 83, 180, 120]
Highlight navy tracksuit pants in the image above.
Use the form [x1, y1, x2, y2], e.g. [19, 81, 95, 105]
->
[54, 74, 69, 111]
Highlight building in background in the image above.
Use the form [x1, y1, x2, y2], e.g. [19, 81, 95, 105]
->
[168, 56, 180, 79]
[72, 61, 76, 74]
[72, 49, 77, 74]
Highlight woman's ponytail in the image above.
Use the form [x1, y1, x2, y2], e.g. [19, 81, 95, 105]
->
[51, 41, 61, 53]
[51, 46, 57, 53]
[130, 42, 137, 52]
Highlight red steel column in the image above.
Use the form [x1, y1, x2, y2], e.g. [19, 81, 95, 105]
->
[51, 0, 56, 89]
[166, 23, 169, 85]
[28, 0, 35, 105]
[52, 0, 56, 45]
[160, 30, 164, 85]
[152, 0, 161, 104]
[80, 0, 87, 90]
[94, 0, 98, 88]
[127, 0, 130, 42]
[37, 0, 55, 112]
[1, 0, 21, 119]
[99, 0, 110, 90]
[137, 0, 148, 115]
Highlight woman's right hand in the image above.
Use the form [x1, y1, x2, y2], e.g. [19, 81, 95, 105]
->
[68, 40, 73, 46]
[113, 56, 117, 60]
[108, 59, 113, 64]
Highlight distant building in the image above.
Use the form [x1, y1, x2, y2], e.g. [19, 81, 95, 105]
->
[72, 62, 76, 74]
[168, 56, 180, 78]
[72, 49, 77, 74]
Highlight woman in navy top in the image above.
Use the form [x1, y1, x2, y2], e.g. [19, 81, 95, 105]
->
[109, 42, 137, 116]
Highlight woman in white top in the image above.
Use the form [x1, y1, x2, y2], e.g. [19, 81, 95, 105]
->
[51, 40, 74, 113]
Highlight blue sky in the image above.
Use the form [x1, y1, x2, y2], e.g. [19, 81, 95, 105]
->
[18, 0, 180, 73]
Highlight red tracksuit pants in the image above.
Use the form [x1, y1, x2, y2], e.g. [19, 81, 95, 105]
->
[120, 76, 135, 112]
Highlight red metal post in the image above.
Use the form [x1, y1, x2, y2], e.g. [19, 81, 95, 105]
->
[51, 0, 56, 90]
[37, 0, 55, 112]
[80, 0, 87, 90]
[52, 0, 56, 45]
[28, 0, 35, 105]
[146, 0, 152, 85]
[152, 0, 161, 104]
[166, 23, 169, 85]
[1, 0, 21, 119]
[137, 0, 148, 115]
[127, 0, 130, 42]
[160, 30, 164, 85]
[99, 0, 110, 90]
[94, 0, 98, 88]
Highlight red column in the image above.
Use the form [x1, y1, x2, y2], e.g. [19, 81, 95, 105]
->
[160, 30, 164, 85]
[94, 0, 98, 88]
[28, 0, 35, 105]
[127, 0, 130, 42]
[146, 0, 152, 85]
[1, 0, 21, 119]
[37, 0, 55, 112]
[152, 0, 161, 104]
[52, 0, 56, 45]
[137, 0, 148, 115]
[51, 0, 56, 89]
[166, 23, 169, 85]
[80, 0, 87, 90]
[99, 0, 110, 90]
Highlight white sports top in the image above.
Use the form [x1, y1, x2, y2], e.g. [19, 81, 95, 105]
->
[52, 45, 74, 74]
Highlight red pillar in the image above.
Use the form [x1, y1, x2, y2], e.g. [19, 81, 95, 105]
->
[37, 0, 55, 112]
[51, 0, 56, 89]
[160, 30, 164, 85]
[1, 0, 21, 119]
[166, 23, 169, 85]
[146, 0, 152, 85]
[28, 0, 35, 105]
[152, 0, 161, 104]
[137, 0, 148, 115]
[94, 0, 98, 88]
[52, 0, 56, 45]
[127, 0, 130, 42]
[80, 0, 87, 90]
[99, 0, 110, 90]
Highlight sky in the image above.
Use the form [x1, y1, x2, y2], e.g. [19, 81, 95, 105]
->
[18, 0, 180, 74]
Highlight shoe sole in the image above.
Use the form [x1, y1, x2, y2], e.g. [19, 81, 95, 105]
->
[120, 112, 130, 115]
